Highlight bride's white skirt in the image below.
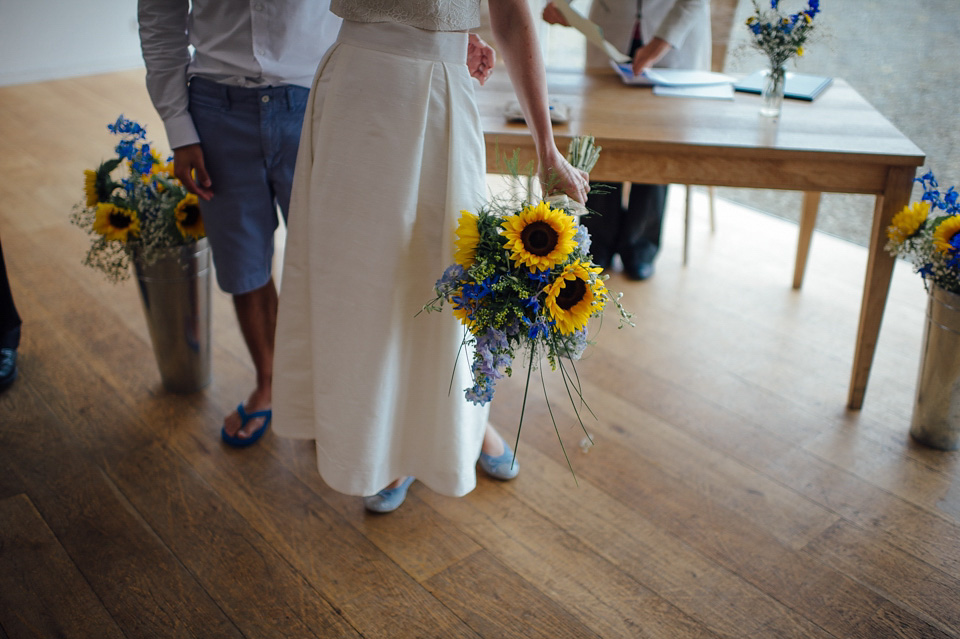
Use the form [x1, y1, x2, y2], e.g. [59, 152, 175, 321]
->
[274, 21, 490, 497]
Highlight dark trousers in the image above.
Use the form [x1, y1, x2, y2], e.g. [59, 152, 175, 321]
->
[0, 238, 22, 350]
[581, 181, 667, 270]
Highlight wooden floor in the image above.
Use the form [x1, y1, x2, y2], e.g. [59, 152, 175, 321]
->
[2, 70, 959, 639]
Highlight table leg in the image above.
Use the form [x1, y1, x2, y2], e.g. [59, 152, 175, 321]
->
[793, 192, 821, 289]
[683, 185, 692, 266]
[847, 166, 916, 409]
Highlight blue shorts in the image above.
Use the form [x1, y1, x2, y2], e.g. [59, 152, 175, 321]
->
[188, 77, 309, 294]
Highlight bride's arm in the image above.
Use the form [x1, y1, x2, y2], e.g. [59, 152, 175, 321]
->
[487, 0, 590, 204]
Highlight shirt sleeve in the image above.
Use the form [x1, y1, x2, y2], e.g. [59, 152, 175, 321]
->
[138, 0, 198, 149]
[654, 0, 707, 50]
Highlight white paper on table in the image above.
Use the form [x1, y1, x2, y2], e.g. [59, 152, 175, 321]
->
[653, 84, 735, 100]
[552, 0, 631, 64]
[611, 61, 735, 87]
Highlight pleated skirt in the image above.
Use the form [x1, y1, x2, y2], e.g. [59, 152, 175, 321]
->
[273, 21, 490, 497]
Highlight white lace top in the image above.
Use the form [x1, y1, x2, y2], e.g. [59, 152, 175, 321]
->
[331, 0, 480, 31]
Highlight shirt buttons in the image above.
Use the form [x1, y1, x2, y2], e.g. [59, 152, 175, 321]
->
[261, 95, 270, 103]
[254, 2, 264, 9]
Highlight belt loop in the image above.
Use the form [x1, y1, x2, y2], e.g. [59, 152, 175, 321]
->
[285, 85, 294, 111]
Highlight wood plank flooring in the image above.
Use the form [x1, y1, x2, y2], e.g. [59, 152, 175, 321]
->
[1, 70, 958, 638]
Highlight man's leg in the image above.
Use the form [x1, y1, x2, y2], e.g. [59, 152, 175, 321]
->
[188, 79, 292, 442]
[581, 181, 625, 269]
[619, 183, 667, 280]
[0, 239, 21, 390]
[222, 279, 278, 438]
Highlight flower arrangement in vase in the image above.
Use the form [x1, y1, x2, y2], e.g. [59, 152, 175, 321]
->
[71, 116, 205, 282]
[745, 0, 821, 117]
[71, 116, 212, 394]
[886, 171, 960, 294]
[886, 171, 960, 451]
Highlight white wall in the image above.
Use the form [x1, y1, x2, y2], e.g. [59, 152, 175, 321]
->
[0, 0, 144, 87]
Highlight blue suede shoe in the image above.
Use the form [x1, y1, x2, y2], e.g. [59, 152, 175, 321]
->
[479, 437, 520, 480]
[221, 403, 271, 448]
[364, 476, 416, 513]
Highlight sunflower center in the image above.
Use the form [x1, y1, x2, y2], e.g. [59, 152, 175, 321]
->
[181, 204, 200, 227]
[520, 221, 558, 257]
[109, 212, 132, 229]
[556, 278, 587, 310]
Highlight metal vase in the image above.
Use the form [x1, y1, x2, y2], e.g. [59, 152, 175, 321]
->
[910, 284, 960, 451]
[133, 239, 212, 394]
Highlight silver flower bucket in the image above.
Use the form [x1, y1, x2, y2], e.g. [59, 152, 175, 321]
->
[910, 284, 960, 451]
[133, 239, 212, 394]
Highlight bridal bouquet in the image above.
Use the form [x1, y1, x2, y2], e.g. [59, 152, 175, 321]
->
[886, 171, 960, 295]
[71, 116, 205, 282]
[423, 137, 633, 467]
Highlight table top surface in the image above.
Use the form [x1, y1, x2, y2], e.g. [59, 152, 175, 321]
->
[477, 70, 925, 165]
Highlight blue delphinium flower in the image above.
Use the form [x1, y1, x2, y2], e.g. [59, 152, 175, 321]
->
[528, 318, 551, 339]
[115, 138, 138, 162]
[464, 327, 514, 406]
[574, 224, 592, 255]
[476, 328, 511, 378]
[435, 263, 465, 296]
[107, 115, 146, 139]
[527, 268, 552, 286]
[131, 144, 154, 175]
[465, 379, 494, 405]
[944, 187, 959, 214]
[462, 277, 494, 302]
[522, 295, 540, 315]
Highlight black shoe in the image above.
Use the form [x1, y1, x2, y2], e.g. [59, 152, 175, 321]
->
[0, 348, 17, 391]
[624, 261, 655, 281]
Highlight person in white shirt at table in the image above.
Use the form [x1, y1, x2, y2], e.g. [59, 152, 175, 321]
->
[543, 0, 711, 280]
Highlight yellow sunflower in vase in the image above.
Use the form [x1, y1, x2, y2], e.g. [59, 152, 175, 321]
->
[887, 200, 930, 244]
[92, 202, 140, 242]
[501, 201, 577, 272]
[933, 215, 960, 254]
[83, 170, 100, 207]
[174, 193, 206, 240]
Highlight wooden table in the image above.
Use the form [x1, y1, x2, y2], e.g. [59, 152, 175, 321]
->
[477, 70, 925, 410]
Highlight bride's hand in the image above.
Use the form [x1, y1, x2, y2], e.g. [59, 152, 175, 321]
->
[467, 34, 495, 85]
[539, 147, 590, 204]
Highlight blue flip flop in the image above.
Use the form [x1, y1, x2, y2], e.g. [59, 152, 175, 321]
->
[221, 403, 272, 448]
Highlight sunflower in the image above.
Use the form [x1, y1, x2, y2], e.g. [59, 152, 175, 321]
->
[174, 193, 205, 240]
[933, 215, 960, 254]
[887, 200, 930, 244]
[454, 210, 480, 267]
[501, 201, 577, 272]
[83, 170, 100, 207]
[92, 203, 140, 242]
[544, 261, 606, 334]
[84, 160, 120, 207]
